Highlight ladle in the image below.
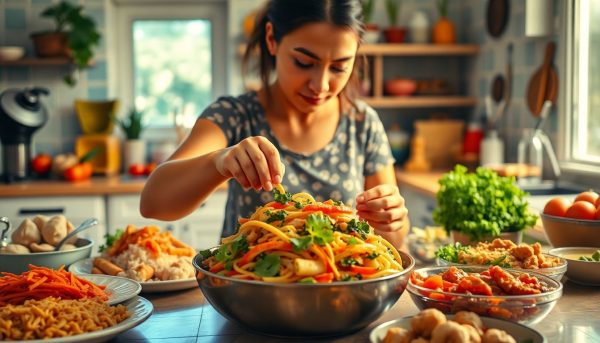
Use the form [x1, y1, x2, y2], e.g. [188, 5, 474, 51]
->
[54, 218, 98, 251]
[0, 217, 10, 248]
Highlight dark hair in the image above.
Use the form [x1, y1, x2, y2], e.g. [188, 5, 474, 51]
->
[242, 0, 366, 108]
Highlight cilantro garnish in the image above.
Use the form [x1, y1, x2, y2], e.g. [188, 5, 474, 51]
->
[99, 229, 123, 252]
[266, 210, 287, 223]
[305, 213, 334, 246]
[273, 188, 292, 204]
[255, 254, 280, 277]
[347, 219, 370, 239]
[290, 236, 312, 252]
[215, 235, 248, 270]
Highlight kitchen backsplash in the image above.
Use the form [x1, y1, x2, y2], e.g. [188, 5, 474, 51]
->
[0, 0, 560, 172]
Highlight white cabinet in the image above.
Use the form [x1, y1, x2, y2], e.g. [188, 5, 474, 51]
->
[0, 196, 107, 254]
[399, 186, 437, 229]
[107, 191, 227, 250]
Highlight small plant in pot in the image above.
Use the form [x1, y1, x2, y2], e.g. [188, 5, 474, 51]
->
[118, 107, 147, 170]
[432, 0, 456, 44]
[432, 165, 538, 245]
[30, 1, 100, 86]
[361, 0, 380, 44]
[383, 0, 406, 43]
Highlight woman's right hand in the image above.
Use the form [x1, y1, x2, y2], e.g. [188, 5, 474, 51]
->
[214, 136, 284, 192]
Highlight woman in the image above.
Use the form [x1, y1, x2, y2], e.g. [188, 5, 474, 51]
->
[140, 0, 409, 247]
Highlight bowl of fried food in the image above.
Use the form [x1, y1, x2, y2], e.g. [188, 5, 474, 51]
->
[193, 186, 415, 337]
[407, 265, 562, 325]
[0, 215, 93, 274]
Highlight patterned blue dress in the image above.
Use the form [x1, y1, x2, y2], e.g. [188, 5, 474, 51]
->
[200, 91, 395, 237]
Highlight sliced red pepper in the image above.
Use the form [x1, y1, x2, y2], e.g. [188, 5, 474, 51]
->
[267, 201, 294, 209]
[303, 204, 353, 214]
[237, 241, 292, 266]
[422, 275, 444, 290]
[350, 265, 378, 275]
[209, 262, 225, 273]
[314, 272, 334, 283]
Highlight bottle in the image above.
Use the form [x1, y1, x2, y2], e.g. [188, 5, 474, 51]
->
[410, 11, 430, 43]
[387, 124, 409, 164]
[517, 129, 543, 184]
[480, 130, 504, 166]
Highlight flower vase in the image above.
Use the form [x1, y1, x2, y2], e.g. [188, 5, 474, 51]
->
[123, 139, 146, 170]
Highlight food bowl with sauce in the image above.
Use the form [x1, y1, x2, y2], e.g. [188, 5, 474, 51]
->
[549, 247, 600, 286]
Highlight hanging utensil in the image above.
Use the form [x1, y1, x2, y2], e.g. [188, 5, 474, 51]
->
[486, 0, 510, 38]
[526, 41, 558, 116]
[504, 43, 513, 111]
[0, 217, 10, 248]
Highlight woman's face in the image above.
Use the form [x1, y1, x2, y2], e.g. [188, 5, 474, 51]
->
[266, 22, 359, 113]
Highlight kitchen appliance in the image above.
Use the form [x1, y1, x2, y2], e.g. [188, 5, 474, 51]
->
[0, 87, 49, 183]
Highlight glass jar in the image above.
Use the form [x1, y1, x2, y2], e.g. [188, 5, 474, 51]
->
[517, 129, 543, 184]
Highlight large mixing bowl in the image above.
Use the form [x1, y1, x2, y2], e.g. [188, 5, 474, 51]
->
[0, 238, 93, 274]
[193, 249, 415, 337]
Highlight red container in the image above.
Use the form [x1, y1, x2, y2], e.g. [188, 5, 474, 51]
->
[462, 123, 484, 154]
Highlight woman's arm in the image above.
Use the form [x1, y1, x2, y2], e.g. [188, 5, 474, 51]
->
[140, 120, 229, 221]
[357, 164, 410, 249]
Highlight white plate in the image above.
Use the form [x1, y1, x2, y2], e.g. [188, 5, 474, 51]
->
[78, 274, 142, 305]
[69, 258, 198, 293]
[370, 314, 546, 343]
[21, 296, 153, 343]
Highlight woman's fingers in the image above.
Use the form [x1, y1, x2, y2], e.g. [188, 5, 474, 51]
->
[357, 206, 407, 224]
[257, 138, 284, 186]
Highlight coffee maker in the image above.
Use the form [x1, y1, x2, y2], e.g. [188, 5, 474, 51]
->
[0, 87, 49, 183]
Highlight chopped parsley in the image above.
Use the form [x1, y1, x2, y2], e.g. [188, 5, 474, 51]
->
[347, 219, 370, 239]
[341, 257, 359, 267]
[265, 210, 287, 223]
[99, 229, 123, 252]
[305, 213, 334, 246]
[255, 254, 280, 277]
[215, 235, 248, 270]
[273, 188, 292, 204]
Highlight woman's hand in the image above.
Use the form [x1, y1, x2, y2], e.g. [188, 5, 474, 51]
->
[214, 136, 284, 191]
[356, 184, 408, 232]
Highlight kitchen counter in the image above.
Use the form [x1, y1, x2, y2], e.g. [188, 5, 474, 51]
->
[112, 272, 600, 342]
[395, 170, 444, 197]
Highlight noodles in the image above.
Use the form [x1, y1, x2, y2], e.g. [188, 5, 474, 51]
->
[201, 185, 404, 283]
[0, 297, 129, 340]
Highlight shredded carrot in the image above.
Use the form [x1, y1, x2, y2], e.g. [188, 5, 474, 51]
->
[0, 265, 108, 306]
[107, 225, 195, 258]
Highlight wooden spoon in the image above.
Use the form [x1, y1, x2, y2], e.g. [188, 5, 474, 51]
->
[526, 41, 558, 116]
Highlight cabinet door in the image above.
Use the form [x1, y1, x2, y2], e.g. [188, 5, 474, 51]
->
[178, 191, 227, 250]
[106, 194, 178, 234]
[0, 196, 107, 255]
[400, 187, 437, 228]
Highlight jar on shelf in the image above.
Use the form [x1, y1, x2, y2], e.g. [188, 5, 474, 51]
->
[517, 128, 543, 184]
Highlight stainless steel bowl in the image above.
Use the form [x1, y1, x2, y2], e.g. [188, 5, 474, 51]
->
[193, 249, 415, 337]
[0, 238, 93, 274]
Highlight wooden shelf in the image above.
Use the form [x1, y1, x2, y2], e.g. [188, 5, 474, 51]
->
[363, 96, 477, 108]
[359, 43, 480, 56]
[0, 58, 72, 66]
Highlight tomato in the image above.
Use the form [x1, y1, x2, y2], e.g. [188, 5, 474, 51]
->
[596, 207, 600, 220]
[543, 197, 571, 217]
[128, 164, 146, 176]
[565, 201, 597, 220]
[596, 197, 600, 209]
[31, 154, 52, 175]
[144, 162, 157, 175]
[80, 162, 93, 178]
[302, 204, 353, 214]
[574, 191, 599, 205]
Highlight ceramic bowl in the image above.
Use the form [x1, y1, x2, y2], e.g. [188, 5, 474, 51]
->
[384, 79, 417, 96]
[0, 46, 25, 61]
[407, 266, 563, 325]
[549, 247, 600, 286]
[540, 213, 600, 247]
[193, 249, 415, 337]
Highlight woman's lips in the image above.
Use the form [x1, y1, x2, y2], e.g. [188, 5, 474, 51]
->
[301, 94, 324, 105]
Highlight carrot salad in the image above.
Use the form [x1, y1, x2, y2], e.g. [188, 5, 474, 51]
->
[106, 225, 195, 258]
[0, 265, 109, 306]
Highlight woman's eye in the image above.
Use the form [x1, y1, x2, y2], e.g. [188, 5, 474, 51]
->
[331, 66, 347, 74]
[294, 59, 312, 69]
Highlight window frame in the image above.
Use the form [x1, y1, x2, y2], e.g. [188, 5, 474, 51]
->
[109, 0, 227, 141]
[559, 0, 600, 183]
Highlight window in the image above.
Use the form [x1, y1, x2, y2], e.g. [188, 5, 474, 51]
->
[563, 0, 600, 172]
[112, 2, 226, 136]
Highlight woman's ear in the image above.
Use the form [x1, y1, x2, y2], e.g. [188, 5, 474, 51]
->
[265, 22, 277, 56]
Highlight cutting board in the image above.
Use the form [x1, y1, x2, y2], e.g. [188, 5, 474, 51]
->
[526, 41, 558, 116]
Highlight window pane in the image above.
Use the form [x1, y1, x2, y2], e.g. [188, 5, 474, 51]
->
[132, 20, 212, 128]
[575, 1, 600, 162]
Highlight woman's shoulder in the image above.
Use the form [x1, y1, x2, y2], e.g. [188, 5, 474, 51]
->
[346, 98, 380, 123]
[209, 91, 258, 113]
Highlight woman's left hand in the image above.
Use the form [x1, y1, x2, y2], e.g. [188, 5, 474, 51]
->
[356, 184, 408, 232]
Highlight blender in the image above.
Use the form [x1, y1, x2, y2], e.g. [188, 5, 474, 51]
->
[0, 87, 49, 183]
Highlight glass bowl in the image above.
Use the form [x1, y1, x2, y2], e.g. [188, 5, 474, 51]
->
[407, 266, 562, 325]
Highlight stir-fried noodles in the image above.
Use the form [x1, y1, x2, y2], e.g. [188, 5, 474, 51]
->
[201, 185, 403, 283]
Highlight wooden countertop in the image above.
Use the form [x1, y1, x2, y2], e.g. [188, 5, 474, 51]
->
[112, 270, 600, 342]
[396, 169, 444, 197]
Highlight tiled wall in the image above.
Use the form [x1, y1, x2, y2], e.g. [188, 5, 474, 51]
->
[0, 0, 109, 161]
[0, 0, 562, 171]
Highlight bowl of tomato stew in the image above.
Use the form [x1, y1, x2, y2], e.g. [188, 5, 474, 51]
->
[407, 265, 562, 325]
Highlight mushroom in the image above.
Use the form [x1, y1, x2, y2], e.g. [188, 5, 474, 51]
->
[41, 215, 67, 246]
[0, 243, 30, 254]
[11, 218, 41, 246]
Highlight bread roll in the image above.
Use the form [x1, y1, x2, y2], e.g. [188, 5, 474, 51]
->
[41, 215, 67, 245]
[11, 218, 41, 246]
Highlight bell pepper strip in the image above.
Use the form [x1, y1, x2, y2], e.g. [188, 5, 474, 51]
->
[349, 265, 378, 276]
[422, 275, 444, 290]
[302, 204, 353, 214]
[238, 218, 251, 225]
[310, 244, 339, 279]
[314, 272, 334, 283]
[237, 241, 292, 266]
[209, 262, 225, 273]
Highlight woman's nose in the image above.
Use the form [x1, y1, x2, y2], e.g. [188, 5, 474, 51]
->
[308, 69, 330, 94]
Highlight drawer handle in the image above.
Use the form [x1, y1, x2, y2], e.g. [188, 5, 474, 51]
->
[19, 208, 65, 215]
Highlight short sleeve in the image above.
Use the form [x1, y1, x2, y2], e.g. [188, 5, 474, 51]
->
[362, 106, 395, 176]
[199, 96, 248, 147]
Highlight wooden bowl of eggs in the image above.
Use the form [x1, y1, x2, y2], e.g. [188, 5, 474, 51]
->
[0, 215, 93, 274]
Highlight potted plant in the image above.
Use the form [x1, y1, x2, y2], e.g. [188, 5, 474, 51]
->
[432, 165, 538, 244]
[432, 0, 456, 44]
[30, 1, 100, 86]
[383, 0, 406, 43]
[361, 0, 380, 44]
[118, 107, 147, 170]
